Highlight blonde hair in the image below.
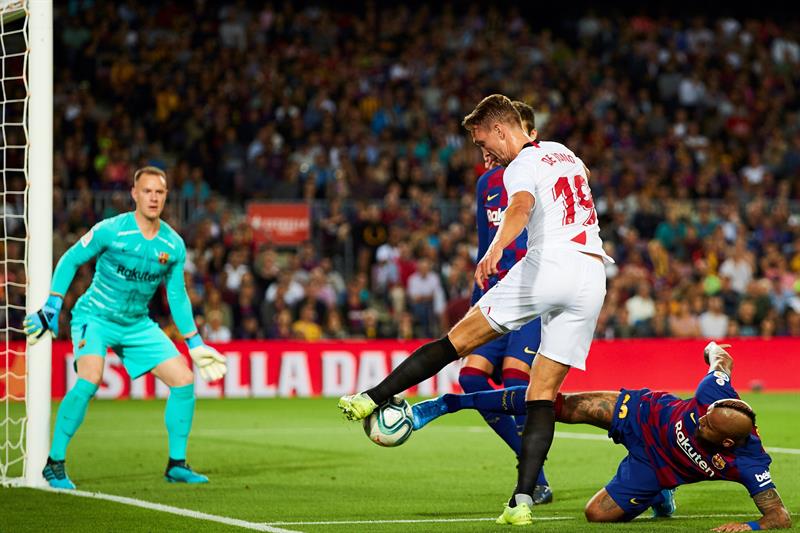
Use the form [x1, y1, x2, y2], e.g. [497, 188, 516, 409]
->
[462, 94, 522, 131]
[133, 166, 167, 184]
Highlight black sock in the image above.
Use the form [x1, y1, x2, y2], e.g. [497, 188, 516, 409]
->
[168, 457, 187, 468]
[510, 400, 555, 505]
[366, 337, 459, 405]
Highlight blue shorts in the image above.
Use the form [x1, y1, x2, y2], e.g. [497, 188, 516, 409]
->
[471, 317, 541, 370]
[71, 313, 180, 379]
[605, 388, 664, 520]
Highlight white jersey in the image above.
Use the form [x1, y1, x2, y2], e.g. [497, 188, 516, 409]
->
[503, 140, 614, 263]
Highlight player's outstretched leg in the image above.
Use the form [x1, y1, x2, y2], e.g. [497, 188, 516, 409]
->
[337, 392, 378, 421]
[339, 336, 460, 420]
[163, 383, 208, 484]
[651, 488, 676, 518]
[412, 386, 529, 430]
[411, 397, 450, 430]
[44, 377, 99, 489]
[460, 368, 523, 455]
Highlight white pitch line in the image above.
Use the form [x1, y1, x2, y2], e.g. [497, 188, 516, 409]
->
[765, 446, 800, 455]
[37, 487, 300, 533]
[268, 512, 798, 527]
[267, 517, 574, 526]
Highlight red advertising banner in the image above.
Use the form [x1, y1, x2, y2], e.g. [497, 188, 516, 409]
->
[247, 202, 310, 245]
[1, 339, 798, 401]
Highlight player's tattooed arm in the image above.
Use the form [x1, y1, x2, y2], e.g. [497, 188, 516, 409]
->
[559, 392, 618, 430]
[712, 488, 792, 531]
[752, 488, 792, 529]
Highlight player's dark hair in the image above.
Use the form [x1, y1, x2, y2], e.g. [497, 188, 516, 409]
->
[462, 94, 523, 130]
[133, 166, 167, 184]
[713, 399, 756, 425]
[512, 100, 535, 132]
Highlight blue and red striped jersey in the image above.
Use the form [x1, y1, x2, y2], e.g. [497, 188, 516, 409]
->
[471, 166, 529, 304]
[634, 372, 774, 495]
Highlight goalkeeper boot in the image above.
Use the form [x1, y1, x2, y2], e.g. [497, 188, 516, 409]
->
[337, 392, 377, 421]
[411, 397, 449, 430]
[532, 484, 553, 505]
[165, 459, 209, 484]
[43, 457, 76, 490]
[496, 495, 533, 526]
[651, 488, 676, 518]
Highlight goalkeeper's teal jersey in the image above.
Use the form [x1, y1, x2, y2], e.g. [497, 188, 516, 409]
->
[51, 212, 196, 335]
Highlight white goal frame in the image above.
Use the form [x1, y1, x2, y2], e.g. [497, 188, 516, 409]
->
[23, 0, 52, 487]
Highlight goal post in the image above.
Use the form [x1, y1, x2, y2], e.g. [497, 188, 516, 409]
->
[24, 0, 52, 487]
[0, 0, 51, 488]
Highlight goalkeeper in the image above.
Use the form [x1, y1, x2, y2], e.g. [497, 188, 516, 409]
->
[24, 167, 227, 489]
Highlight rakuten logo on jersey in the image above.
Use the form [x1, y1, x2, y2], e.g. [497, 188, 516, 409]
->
[675, 420, 715, 477]
[486, 208, 504, 227]
[116, 264, 161, 282]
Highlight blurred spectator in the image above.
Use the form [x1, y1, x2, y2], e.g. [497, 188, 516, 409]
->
[204, 309, 232, 343]
[406, 258, 445, 338]
[224, 247, 251, 292]
[625, 282, 656, 327]
[292, 304, 323, 341]
[699, 296, 729, 339]
[668, 301, 701, 338]
[396, 312, 416, 340]
[737, 301, 760, 337]
[719, 241, 755, 294]
[269, 309, 294, 340]
[323, 310, 349, 340]
[203, 287, 233, 331]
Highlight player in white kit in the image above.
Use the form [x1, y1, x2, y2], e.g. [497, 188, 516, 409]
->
[338, 94, 612, 525]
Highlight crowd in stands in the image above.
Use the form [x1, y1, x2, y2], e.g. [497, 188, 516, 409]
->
[44, 2, 800, 342]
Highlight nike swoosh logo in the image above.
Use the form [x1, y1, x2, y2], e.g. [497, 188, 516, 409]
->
[690, 413, 696, 424]
[630, 498, 640, 505]
[523, 347, 537, 355]
[487, 193, 500, 201]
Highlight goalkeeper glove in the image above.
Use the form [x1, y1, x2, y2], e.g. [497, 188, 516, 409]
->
[186, 334, 227, 381]
[23, 295, 63, 344]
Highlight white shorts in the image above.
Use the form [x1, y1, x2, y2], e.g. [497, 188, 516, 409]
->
[476, 249, 606, 370]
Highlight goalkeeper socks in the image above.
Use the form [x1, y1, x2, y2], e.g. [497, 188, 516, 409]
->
[366, 336, 459, 405]
[50, 378, 99, 461]
[511, 400, 556, 504]
[165, 384, 195, 461]
[459, 369, 523, 456]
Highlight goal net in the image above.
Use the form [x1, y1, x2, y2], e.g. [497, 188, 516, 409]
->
[0, 0, 51, 487]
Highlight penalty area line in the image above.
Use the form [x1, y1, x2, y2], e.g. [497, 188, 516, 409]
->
[36, 487, 301, 533]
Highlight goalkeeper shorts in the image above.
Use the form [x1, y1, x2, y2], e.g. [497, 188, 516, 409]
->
[70, 314, 180, 379]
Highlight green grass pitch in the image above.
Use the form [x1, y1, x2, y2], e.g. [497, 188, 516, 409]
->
[1, 393, 798, 532]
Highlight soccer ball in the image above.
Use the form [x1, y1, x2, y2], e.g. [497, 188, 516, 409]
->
[362, 395, 414, 447]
